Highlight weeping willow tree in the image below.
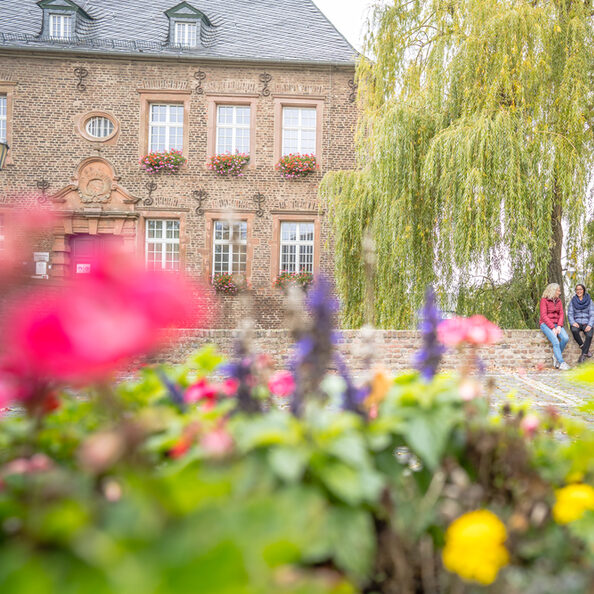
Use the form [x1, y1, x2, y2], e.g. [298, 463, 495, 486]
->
[321, 0, 594, 328]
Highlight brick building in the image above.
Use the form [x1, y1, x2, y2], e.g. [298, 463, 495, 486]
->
[0, 0, 357, 327]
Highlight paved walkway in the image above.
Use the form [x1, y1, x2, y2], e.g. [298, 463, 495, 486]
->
[487, 371, 593, 422]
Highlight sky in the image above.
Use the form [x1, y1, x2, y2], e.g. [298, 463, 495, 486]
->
[313, 0, 376, 52]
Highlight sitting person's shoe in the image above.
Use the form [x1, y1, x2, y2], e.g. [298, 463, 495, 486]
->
[587, 352, 593, 358]
[553, 355, 560, 369]
[559, 362, 571, 371]
[578, 354, 586, 364]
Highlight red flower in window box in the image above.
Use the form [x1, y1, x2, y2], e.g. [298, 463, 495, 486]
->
[275, 153, 317, 179]
[274, 271, 314, 292]
[139, 150, 186, 174]
[212, 272, 249, 295]
[207, 152, 250, 177]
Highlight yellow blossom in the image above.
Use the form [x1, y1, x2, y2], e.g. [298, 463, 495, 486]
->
[553, 484, 594, 525]
[442, 510, 509, 585]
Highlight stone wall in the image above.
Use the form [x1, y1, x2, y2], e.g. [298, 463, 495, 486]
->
[161, 329, 585, 373]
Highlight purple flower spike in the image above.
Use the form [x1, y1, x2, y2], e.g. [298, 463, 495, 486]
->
[413, 286, 445, 381]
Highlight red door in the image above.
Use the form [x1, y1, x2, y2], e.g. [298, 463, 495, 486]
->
[69, 235, 122, 275]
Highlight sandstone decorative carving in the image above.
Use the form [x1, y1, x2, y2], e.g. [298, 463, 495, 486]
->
[77, 161, 114, 203]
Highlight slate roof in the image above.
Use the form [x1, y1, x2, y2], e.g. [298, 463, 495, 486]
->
[0, 0, 357, 65]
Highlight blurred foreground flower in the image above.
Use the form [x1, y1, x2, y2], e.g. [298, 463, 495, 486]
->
[1, 244, 209, 406]
[0, 206, 55, 287]
[268, 370, 295, 398]
[414, 286, 445, 380]
[442, 510, 509, 585]
[553, 484, 594, 524]
[438, 315, 503, 347]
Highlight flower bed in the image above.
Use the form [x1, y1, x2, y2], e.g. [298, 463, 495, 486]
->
[0, 231, 593, 593]
[207, 152, 250, 177]
[276, 153, 317, 179]
[139, 149, 186, 174]
[274, 271, 314, 292]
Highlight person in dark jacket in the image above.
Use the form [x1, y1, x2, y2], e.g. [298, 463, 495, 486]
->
[539, 283, 570, 370]
[568, 283, 594, 364]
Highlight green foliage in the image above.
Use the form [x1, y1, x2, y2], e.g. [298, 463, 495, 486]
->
[0, 347, 593, 592]
[321, 0, 594, 327]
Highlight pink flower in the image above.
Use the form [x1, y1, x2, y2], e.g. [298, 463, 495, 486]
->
[3, 245, 208, 384]
[459, 378, 483, 401]
[185, 378, 219, 405]
[521, 414, 539, 438]
[438, 315, 502, 347]
[268, 370, 295, 397]
[437, 317, 470, 346]
[201, 427, 233, 458]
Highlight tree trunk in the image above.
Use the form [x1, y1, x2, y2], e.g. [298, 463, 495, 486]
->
[547, 187, 565, 306]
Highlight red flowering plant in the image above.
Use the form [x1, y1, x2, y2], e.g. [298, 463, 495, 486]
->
[274, 271, 314, 292]
[139, 149, 186, 174]
[207, 152, 250, 177]
[212, 272, 242, 295]
[276, 153, 318, 179]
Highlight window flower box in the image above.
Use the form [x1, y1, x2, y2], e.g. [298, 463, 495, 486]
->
[275, 153, 317, 179]
[140, 150, 186, 174]
[207, 152, 250, 177]
[274, 271, 314, 292]
[212, 272, 249, 295]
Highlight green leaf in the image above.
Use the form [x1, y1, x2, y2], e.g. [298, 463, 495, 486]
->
[268, 447, 309, 483]
[401, 407, 458, 469]
[187, 345, 225, 375]
[325, 506, 375, 581]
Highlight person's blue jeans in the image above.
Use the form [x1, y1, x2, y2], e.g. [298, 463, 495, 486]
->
[540, 324, 569, 364]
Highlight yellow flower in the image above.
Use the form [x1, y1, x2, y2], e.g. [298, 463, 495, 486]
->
[553, 484, 594, 524]
[442, 510, 509, 585]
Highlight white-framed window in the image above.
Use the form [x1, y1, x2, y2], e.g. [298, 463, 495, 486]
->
[85, 116, 114, 139]
[213, 220, 247, 276]
[280, 222, 314, 273]
[149, 104, 184, 152]
[49, 13, 73, 39]
[146, 219, 180, 271]
[282, 107, 316, 155]
[216, 105, 250, 154]
[174, 21, 197, 47]
[0, 96, 6, 143]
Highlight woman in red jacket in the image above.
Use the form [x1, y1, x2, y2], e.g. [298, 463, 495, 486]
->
[539, 283, 570, 370]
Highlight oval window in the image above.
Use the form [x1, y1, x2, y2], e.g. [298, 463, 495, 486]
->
[85, 116, 115, 139]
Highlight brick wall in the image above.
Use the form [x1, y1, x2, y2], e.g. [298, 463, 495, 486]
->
[0, 53, 357, 328]
[159, 329, 584, 372]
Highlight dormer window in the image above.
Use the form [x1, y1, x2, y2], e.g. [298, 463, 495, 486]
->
[49, 13, 73, 39]
[174, 22, 197, 47]
[165, 2, 211, 49]
[37, 0, 92, 41]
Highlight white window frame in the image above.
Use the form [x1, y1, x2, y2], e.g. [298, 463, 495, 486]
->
[145, 219, 180, 271]
[174, 21, 198, 47]
[282, 107, 317, 155]
[279, 221, 315, 273]
[148, 104, 184, 152]
[215, 105, 251, 154]
[0, 96, 6, 144]
[85, 116, 114, 139]
[212, 220, 247, 277]
[49, 13, 73, 40]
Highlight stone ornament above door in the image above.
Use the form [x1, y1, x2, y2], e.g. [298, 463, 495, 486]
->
[78, 161, 113, 203]
[51, 157, 139, 211]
